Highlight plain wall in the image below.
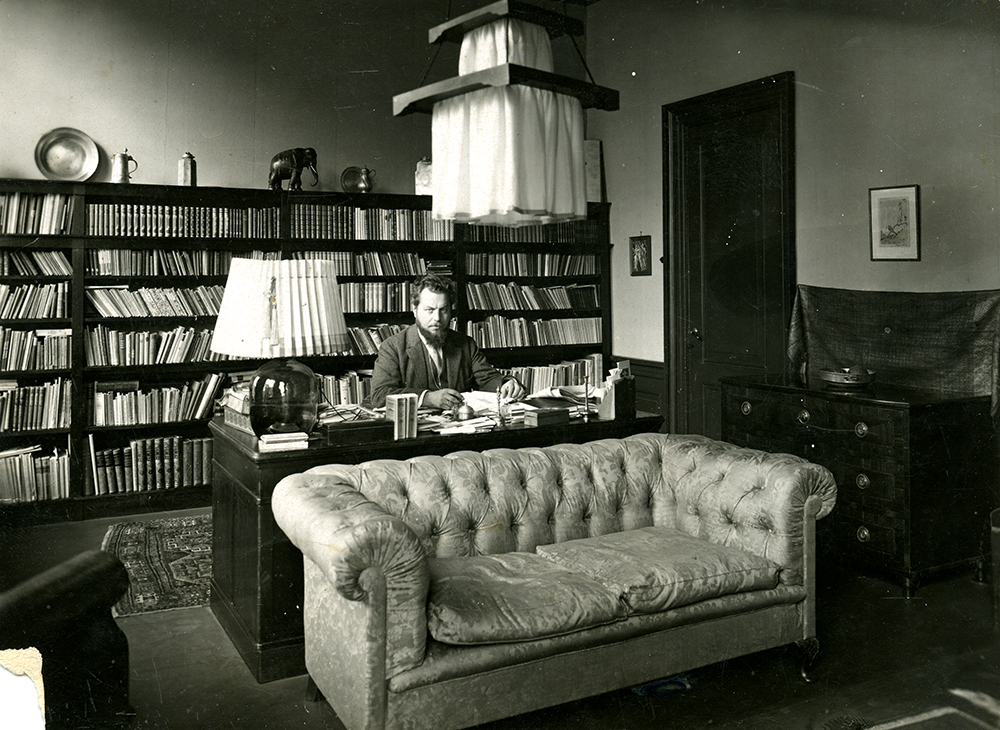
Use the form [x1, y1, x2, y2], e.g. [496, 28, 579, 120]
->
[586, 0, 1000, 362]
[0, 0, 588, 192]
[0, 0, 454, 191]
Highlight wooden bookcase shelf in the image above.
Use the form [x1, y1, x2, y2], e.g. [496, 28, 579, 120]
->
[0, 178, 612, 525]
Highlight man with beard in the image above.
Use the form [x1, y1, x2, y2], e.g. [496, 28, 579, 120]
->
[367, 273, 526, 409]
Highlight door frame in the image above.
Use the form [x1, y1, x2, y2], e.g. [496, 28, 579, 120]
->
[662, 72, 796, 434]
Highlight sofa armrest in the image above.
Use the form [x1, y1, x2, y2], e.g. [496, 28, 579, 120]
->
[0, 550, 129, 648]
[663, 436, 837, 585]
[273, 469, 430, 675]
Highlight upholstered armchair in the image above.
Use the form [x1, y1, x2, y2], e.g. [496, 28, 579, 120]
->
[0, 549, 132, 729]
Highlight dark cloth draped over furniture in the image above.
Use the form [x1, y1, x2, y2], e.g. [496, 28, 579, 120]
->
[787, 285, 1000, 413]
[0, 550, 132, 728]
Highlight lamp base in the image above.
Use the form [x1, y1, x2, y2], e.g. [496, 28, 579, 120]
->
[248, 358, 318, 436]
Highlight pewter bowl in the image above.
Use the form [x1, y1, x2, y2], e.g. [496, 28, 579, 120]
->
[819, 367, 875, 389]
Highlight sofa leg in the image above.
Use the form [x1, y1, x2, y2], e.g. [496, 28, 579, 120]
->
[305, 674, 325, 703]
[795, 637, 820, 682]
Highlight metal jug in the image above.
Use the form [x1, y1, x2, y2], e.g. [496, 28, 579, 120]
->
[357, 166, 375, 193]
[111, 149, 138, 183]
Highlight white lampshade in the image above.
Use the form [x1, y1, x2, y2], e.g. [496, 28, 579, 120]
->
[211, 257, 351, 435]
[431, 17, 587, 227]
[211, 257, 351, 359]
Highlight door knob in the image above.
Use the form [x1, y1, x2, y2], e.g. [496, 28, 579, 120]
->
[689, 328, 703, 341]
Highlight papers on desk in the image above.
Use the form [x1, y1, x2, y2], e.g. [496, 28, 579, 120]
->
[529, 384, 607, 405]
[317, 403, 381, 425]
[437, 416, 497, 435]
[461, 391, 536, 420]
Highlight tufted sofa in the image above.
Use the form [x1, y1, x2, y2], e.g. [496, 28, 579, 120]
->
[272, 433, 837, 730]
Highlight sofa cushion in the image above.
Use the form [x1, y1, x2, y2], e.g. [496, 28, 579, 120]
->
[427, 552, 626, 645]
[535, 526, 781, 615]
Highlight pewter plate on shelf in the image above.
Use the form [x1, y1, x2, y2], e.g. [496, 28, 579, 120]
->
[819, 367, 875, 389]
[34, 127, 99, 181]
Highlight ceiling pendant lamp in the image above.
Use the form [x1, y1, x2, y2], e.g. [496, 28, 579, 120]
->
[393, 1, 618, 228]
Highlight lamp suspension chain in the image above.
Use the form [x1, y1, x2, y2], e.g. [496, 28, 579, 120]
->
[561, 1, 599, 86]
[417, 0, 455, 87]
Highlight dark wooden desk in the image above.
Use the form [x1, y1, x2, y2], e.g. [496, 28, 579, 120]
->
[209, 412, 664, 682]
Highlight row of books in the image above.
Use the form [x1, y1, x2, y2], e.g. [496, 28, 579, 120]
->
[85, 249, 235, 277]
[289, 204, 455, 241]
[465, 282, 600, 311]
[0, 327, 71, 371]
[88, 435, 213, 495]
[88, 372, 221, 427]
[502, 354, 603, 394]
[0, 282, 68, 319]
[346, 324, 407, 356]
[0, 377, 71, 432]
[85, 324, 231, 367]
[461, 217, 601, 245]
[465, 252, 597, 277]
[340, 281, 417, 314]
[318, 370, 372, 407]
[466, 316, 602, 349]
[85, 203, 279, 238]
[85, 284, 225, 318]
[1, 192, 77, 236]
[290, 250, 429, 277]
[0, 445, 70, 502]
[0, 249, 72, 276]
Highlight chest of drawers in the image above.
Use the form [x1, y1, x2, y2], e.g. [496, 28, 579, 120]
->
[720, 375, 996, 595]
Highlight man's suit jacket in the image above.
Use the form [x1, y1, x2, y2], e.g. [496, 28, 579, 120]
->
[368, 324, 505, 407]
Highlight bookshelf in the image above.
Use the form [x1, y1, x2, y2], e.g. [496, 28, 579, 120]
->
[0, 178, 612, 526]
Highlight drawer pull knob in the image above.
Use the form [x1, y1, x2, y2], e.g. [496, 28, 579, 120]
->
[854, 421, 869, 438]
[740, 401, 752, 416]
[856, 473, 870, 489]
[797, 409, 811, 424]
[857, 526, 871, 543]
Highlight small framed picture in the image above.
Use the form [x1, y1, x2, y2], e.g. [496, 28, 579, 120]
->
[629, 235, 652, 276]
[870, 185, 920, 261]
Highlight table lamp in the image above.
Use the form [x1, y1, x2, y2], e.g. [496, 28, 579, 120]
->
[211, 257, 351, 435]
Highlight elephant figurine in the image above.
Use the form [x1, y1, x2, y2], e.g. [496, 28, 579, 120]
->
[268, 147, 318, 191]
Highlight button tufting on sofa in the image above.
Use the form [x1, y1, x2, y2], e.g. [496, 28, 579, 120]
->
[273, 432, 838, 730]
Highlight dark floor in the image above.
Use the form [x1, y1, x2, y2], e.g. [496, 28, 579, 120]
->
[2, 508, 999, 730]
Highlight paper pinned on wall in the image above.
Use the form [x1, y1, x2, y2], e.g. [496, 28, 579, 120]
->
[584, 140, 604, 203]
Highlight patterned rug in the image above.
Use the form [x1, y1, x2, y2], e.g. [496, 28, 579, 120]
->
[101, 514, 212, 616]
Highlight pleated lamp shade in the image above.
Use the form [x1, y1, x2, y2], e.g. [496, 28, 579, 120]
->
[211, 258, 351, 434]
[431, 17, 587, 227]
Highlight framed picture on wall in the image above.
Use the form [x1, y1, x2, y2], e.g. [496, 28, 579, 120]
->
[629, 235, 652, 276]
[870, 185, 920, 261]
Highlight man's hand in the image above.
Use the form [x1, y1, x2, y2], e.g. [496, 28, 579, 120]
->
[424, 388, 464, 411]
[499, 378, 526, 401]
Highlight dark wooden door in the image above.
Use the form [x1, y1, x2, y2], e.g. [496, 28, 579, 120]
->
[664, 73, 796, 437]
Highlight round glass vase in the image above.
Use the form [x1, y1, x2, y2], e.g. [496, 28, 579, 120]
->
[248, 358, 318, 435]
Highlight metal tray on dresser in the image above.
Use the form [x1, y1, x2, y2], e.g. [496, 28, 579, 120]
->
[720, 375, 996, 596]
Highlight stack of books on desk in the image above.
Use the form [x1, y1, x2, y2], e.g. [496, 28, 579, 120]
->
[258, 432, 309, 452]
[385, 393, 418, 440]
